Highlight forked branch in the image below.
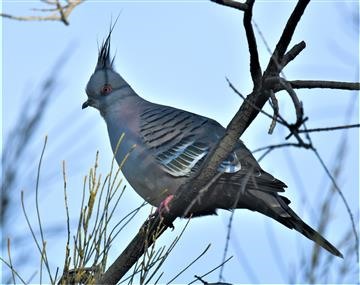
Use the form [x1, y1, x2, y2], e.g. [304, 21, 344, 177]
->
[1, 0, 85, 25]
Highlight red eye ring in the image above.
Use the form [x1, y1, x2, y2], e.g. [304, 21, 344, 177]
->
[101, 84, 113, 95]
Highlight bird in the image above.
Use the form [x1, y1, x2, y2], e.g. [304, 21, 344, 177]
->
[82, 29, 343, 258]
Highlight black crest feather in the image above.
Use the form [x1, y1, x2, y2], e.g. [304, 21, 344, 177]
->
[95, 16, 120, 71]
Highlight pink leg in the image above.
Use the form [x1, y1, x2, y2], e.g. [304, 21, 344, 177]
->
[158, 194, 174, 214]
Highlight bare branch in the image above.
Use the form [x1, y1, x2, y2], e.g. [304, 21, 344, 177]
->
[266, 0, 310, 74]
[7, 239, 16, 284]
[96, 216, 167, 284]
[243, 0, 262, 88]
[0, 0, 84, 25]
[278, 78, 304, 127]
[211, 0, 248, 11]
[189, 256, 233, 285]
[266, 77, 360, 92]
[213, 1, 262, 87]
[0, 255, 27, 285]
[166, 244, 211, 284]
[252, 143, 306, 153]
[281, 41, 306, 68]
[298, 124, 360, 133]
[226, 77, 285, 126]
[55, 0, 69, 25]
[268, 90, 279, 134]
[287, 80, 360, 91]
[311, 147, 359, 262]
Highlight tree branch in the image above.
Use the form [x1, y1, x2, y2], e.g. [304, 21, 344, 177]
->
[243, 0, 262, 88]
[210, 0, 248, 11]
[268, 90, 279, 134]
[298, 124, 360, 133]
[287, 80, 360, 91]
[265, 77, 360, 92]
[266, 0, 310, 74]
[281, 41, 306, 68]
[1, 0, 84, 25]
[96, 216, 167, 284]
[277, 77, 304, 127]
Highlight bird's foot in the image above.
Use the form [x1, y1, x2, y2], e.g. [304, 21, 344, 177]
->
[154, 195, 174, 229]
[158, 194, 174, 214]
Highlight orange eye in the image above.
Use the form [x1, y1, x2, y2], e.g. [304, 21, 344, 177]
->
[101, 84, 112, 95]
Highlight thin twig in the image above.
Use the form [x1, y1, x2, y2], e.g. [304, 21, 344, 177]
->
[7, 239, 16, 284]
[264, 222, 289, 283]
[35, 136, 52, 283]
[188, 256, 233, 285]
[0, 256, 27, 285]
[62, 160, 71, 279]
[21, 191, 53, 283]
[252, 143, 304, 153]
[268, 90, 279, 134]
[219, 211, 235, 281]
[145, 217, 192, 284]
[166, 244, 211, 284]
[298, 124, 360, 133]
[226, 77, 285, 126]
[278, 78, 304, 127]
[311, 147, 359, 262]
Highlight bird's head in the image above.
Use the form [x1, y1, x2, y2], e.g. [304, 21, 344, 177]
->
[82, 27, 129, 111]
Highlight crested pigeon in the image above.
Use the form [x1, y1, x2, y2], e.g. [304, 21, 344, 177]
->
[82, 30, 343, 258]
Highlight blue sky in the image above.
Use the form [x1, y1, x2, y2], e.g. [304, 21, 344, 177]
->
[2, 1, 359, 283]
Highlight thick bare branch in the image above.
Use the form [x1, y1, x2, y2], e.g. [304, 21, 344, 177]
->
[266, 0, 310, 74]
[212, 0, 262, 88]
[265, 77, 360, 92]
[243, 0, 262, 88]
[287, 80, 360, 91]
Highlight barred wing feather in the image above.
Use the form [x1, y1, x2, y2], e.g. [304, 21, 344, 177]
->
[140, 104, 241, 177]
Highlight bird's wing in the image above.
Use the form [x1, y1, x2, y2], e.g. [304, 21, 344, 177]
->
[139, 102, 286, 193]
[217, 142, 288, 193]
[139, 103, 241, 177]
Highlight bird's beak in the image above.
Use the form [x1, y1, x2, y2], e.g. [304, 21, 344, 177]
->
[82, 99, 92, 109]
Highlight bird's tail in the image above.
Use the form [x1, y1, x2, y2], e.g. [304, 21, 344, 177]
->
[283, 211, 343, 258]
[239, 188, 343, 258]
[260, 193, 343, 258]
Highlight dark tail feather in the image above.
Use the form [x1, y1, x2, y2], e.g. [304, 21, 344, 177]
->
[288, 217, 343, 258]
[245, 191, 344, 258]
[276, 195, 343, 258]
